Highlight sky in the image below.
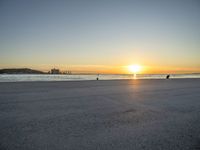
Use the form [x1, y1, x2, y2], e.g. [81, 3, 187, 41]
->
[0, 0, 200, 74]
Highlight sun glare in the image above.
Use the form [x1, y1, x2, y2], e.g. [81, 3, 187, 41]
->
[128, 65, 141, 74]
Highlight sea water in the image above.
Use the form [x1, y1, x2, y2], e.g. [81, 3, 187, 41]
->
[0, 74, 200, 82]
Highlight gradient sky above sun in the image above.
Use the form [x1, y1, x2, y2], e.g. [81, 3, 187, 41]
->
[0, 0, 200, 74]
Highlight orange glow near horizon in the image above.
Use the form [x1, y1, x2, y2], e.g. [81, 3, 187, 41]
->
[1, 64, 200, 74]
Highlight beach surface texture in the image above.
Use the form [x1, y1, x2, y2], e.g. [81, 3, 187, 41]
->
[0, 79, 200, 150]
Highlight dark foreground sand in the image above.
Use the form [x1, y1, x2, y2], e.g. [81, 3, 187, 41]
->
[0, 79, 200, 150]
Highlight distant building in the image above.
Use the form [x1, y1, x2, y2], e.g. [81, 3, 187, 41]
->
[51, 68, 60, 74]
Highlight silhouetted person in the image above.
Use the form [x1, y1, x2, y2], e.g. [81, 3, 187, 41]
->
[166, 74, 170, 79]
[96, 74, 99, 80]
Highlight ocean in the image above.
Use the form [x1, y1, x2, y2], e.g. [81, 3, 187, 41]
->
[0, 74, 200, 82]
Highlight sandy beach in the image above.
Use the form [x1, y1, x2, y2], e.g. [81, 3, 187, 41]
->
[0, 79, 200, 150]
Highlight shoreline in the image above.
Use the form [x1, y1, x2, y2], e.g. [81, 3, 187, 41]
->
[0, 77, 200, 83]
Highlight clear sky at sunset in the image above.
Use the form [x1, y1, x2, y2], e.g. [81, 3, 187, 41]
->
[0, 0, 200, 74]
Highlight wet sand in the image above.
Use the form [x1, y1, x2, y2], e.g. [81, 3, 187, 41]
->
[0, 79, 200, 150]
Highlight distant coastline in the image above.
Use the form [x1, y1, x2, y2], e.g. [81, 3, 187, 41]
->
[0, 68, 45, 74]
[0, 68, 72, 75]
[0, 68, 200, 75]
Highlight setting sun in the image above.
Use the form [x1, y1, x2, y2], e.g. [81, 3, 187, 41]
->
[128, 65, 141, 74]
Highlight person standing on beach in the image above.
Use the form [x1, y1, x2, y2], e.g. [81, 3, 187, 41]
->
[166, 74, 170, 79]
[96, 74, 99, 80]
